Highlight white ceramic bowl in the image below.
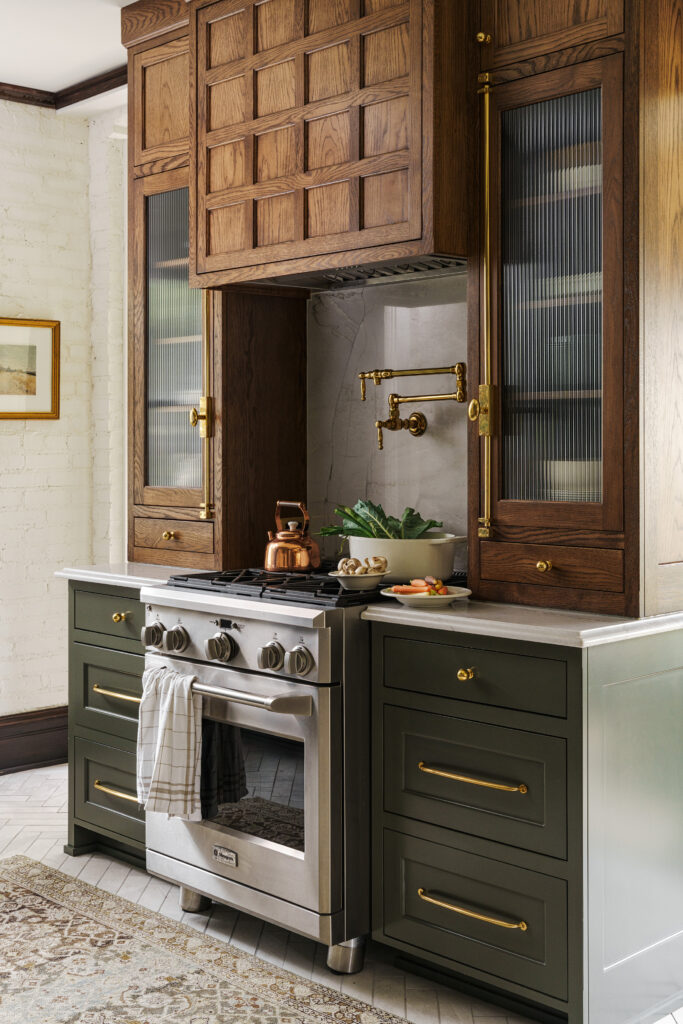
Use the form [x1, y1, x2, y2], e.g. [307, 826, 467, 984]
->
[328, 571, 387, 591]
[381, 585, 472, 608]
[347, 533, 466, 584]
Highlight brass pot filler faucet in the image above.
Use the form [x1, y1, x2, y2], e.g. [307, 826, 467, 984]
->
[359, 363, 468, 450]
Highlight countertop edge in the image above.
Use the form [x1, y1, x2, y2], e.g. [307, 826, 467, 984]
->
[55, 564, 186, 590]
[361, 604, 683, 648]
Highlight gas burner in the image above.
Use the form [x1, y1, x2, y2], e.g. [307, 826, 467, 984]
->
[166, 566, 467, 607]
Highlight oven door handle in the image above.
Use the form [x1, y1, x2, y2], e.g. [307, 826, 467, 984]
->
[193, 681, 313, 717]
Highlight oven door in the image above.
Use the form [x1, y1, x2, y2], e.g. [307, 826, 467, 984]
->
[144, 654, 341, 914]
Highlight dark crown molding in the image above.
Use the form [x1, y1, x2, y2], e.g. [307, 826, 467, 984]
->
[0, 65, 127, 112]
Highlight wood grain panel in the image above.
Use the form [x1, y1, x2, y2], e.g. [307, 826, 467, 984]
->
[133, 517, 214, 553]
[362, 95, 408, 155]
[255, 59, 297, 115]
[208, 7, 250, 66]
[307, 181, 351, 235]
[363, 22, 409, 86]
[256, 191, 298, 244]
[480, 0, 624, 69]
[133, 36, 190, 167]
[308, 0, 356, 33]
[256, 0, 301, 50]
[256, 125, 300, 180]
[144, 52, 189, 148]
[209, 75, 248, 129]
[122, 0, 188, 48]
[481, 541, 624, 592]
[208, 138, 247, 191]
[362, 168, 408, 226]
[306, 110, 353, 168]
[307, 41, 354, 102]
[364, 0, 404, 12]
[208, 201, 252, 253]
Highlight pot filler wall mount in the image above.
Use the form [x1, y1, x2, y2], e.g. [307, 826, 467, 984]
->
[139, 566, 383, 975]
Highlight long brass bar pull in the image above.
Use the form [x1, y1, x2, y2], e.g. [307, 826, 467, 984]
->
[418, 761, 528, 794]
[189, 291, 214, 520]
[476, 71, 494, 539]
[93, 780, 139, 804]
[92, 684, 142, 705]
[417, 888, 528, 932]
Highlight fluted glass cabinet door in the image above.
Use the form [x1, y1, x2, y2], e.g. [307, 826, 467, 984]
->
[489, 56, 623, 531]
[132, 169, 207, 511]
[146, 187, 202, 490]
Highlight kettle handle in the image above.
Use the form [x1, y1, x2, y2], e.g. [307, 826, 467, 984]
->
[274, 501, 310, 535]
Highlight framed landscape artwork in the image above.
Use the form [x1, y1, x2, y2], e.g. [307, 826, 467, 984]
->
[0, 317, 60, 419]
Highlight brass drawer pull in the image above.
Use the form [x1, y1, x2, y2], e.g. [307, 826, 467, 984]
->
[418, 761, 528, 795]
[417, 887, 527, 931]
[536, 560, 553, 573]
[111, 612, 128, 623]
[162, 530, 177, 541]
[92, 684, 141, 705]
[93, 780, 139, 804]
[476, 30, 492, 44]
[457, 667, 475, 681]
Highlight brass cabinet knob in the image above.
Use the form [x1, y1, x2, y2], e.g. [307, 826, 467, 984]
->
[468, 398, 480, 421]
[536, 560, 553, 573]
[476, 31, 492, 44]
[457, 667, 475, 681]
[112, 612, 128, 623]
[189, 407, 199, 427]
[162, 530, 177, 541]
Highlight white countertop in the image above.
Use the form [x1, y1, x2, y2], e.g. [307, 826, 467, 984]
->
[55, 563, 188, 589]
[362, 599, 683, 648]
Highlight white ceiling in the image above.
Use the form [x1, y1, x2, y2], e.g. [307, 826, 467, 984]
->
[1, 0, 138, 93]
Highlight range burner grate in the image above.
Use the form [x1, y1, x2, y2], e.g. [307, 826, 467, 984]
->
[166, 566, 468, 608]
[166, 566, 385, 607]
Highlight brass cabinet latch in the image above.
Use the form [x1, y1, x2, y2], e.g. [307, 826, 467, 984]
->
[189, 395, 213, 439]
[467, 384, 495, 437]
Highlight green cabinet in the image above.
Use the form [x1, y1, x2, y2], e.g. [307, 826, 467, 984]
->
[65, 580, 145, 864]
[372, 621, 583, 1021]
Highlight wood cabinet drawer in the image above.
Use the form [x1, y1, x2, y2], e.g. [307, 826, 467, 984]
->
[382, 634, 567, 717]
[70, 644, 143, 743]
[73, 589, 144, 646]
[382, 829, 568, 1000]
[384, 706, 566, 858]
[134, 517, 214, 554]
[74, 737, 144, 845]
[481, 541, 624, 593]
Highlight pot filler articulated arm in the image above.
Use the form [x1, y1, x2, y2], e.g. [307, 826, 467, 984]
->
[358, 363, 469, 451]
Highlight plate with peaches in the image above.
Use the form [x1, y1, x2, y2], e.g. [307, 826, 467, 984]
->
[381, 576, 471, 608]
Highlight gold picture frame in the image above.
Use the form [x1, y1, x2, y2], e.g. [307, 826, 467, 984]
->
[0, 317, 60, 419]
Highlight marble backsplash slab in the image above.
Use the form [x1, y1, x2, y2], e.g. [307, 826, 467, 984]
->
[307, 271, 469, 567]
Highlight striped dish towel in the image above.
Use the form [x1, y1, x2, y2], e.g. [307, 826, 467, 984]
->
[137, 665, 203, 821]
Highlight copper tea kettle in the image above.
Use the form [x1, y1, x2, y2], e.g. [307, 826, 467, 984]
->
[264, 501, 321, 572]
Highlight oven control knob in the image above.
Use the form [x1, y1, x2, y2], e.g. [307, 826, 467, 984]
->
[162, 625, 189, 654]
[256, 640, 285, 671]
[284, 645, 314, 677]
[141, 622, 165, 648]
[205, 632, 238, 662]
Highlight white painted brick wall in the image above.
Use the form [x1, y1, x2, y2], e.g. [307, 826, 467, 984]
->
[0, 99, 127, 717]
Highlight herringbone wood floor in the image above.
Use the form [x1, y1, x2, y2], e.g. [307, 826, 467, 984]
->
[1, 763, 679, 1024]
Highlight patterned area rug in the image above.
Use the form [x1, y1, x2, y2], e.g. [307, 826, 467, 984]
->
[0, 856, 404, 1024]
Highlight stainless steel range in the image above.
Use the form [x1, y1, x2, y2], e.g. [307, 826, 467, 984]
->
[139, 569, 379, 974]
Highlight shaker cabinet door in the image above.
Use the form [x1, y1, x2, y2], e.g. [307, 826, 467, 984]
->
[478, 0, 624, 69]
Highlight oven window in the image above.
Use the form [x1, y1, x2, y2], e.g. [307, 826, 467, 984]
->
[202, 723, 305, 852]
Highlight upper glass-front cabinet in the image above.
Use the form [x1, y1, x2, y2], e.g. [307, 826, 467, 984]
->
[488, 56, 623, 532]
[146, 187, 202, 491]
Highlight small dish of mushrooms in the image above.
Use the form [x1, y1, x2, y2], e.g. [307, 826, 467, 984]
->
[328, 556, 389, 591]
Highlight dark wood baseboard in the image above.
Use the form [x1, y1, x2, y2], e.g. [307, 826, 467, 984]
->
[0, 706, 68, 775]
